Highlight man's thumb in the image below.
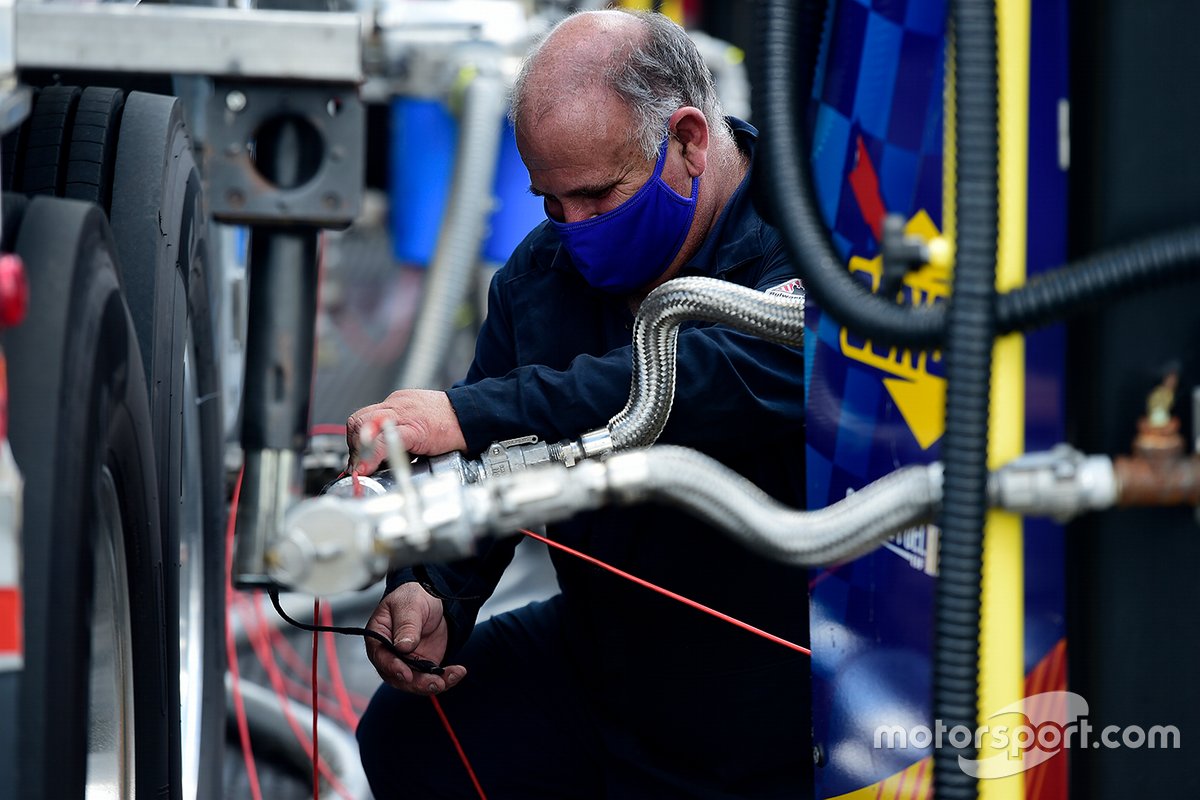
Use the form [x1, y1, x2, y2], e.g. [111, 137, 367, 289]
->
[392, 618, 421, 653]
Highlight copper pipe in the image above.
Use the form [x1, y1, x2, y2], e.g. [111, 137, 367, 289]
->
[1115, 454, 1200, 507]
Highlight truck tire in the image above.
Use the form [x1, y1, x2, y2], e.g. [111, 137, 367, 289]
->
[4, 196, 173, 799]
[110, 91, 225, 800]
[64, 86, 126, 209]
[4, 86, 226, 800]
[17, 85, 81, 195]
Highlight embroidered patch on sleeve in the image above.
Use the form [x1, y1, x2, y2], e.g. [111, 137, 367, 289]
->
[766, 277, 804, 298]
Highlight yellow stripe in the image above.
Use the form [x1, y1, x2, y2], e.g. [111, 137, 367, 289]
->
[979, 0, 1029, 797]
[942, 35, 956, 250]
[617, 0, 684, 24]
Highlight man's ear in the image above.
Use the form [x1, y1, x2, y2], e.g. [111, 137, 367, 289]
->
[669, 107, 709, 178]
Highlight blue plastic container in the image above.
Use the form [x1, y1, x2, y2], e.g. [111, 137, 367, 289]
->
[389, 96, 544, 267]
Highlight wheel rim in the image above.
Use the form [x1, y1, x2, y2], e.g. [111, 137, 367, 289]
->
[87, 466, 136, 800]
[179, 332, 206, 800]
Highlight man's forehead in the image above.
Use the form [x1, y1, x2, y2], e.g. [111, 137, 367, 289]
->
[526, 81, 629, 136]
[517, 90, 641, 173]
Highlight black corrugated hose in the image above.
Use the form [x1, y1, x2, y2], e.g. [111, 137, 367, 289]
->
[754, 0, 946, 350]
[753, 1, 996, 797]
[996, 227, 1200, 333]
[932, 0, 997, 796]
[753, 0, 1200, 352]
[753, 3, 1200, 797]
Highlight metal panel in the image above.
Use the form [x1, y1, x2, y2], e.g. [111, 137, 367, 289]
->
[1066, 2, 1200, 797]
[15, 5, 362, 83]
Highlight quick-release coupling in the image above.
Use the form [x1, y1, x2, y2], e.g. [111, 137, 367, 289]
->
[269, 471, 480, 595]
[988, 444, 1118, 521]
[270, 457, 616, 595]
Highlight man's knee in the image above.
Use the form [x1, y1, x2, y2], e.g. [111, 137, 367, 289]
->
[356, 685, 437, 790]
[357, 684, 490, 800]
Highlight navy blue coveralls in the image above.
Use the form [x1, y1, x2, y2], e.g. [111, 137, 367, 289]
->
[357, 120, 813, 799]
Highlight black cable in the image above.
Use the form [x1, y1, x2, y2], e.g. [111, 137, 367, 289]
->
[754, 5, 1200, 352]
[932, 1, 997, 797]
[267, 590, 445, 676]
[756, 0, 946, 349]
[996, 227, 1200, 333]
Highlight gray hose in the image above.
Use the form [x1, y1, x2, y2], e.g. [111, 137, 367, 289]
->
[398, 67, 506, 390]
[608, 445, 941, 566]
[224, 674, 372, 800]
[607, 276, 805, 450]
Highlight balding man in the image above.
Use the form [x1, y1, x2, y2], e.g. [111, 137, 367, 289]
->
[354, 10, 811, 798]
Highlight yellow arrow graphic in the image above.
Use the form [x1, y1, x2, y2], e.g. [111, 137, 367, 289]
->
[838, 210, 950, 450]
[883, 373, 946, 450]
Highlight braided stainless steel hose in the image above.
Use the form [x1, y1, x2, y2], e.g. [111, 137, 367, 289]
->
[604, 446, 942, 566]
[606, 276, 805, 451]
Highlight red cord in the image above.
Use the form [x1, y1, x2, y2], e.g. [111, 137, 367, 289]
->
[321, 603, 363, 728]
[264, 620, 367, 711]
[424, 526, 811, 800]
[234, 596, 354, 718]
[313, 599, 321, 800]
[519, 529, 812, 657]
[225, 469, 264, 800]
[239, 594, 355, 800]
[430, 695, 489, 800]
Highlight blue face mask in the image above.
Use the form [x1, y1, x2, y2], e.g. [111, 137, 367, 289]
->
[549, 138, 700, 294]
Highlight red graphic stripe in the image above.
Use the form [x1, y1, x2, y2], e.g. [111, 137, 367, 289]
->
[848, 135, 887, 240]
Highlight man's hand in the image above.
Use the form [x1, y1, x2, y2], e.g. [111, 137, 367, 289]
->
[347, 389, 467, 474]
[365, 583, 467, 694]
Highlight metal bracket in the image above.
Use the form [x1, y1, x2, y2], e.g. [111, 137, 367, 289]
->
[206, 82, 363, 226]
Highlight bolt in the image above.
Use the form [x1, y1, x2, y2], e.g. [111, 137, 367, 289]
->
[226, 188, 245, 208]
[225, 90, 248, 113]
[322, 192, 341, 210]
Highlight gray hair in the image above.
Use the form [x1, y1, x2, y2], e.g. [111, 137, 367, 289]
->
[510, 10, 732, 162]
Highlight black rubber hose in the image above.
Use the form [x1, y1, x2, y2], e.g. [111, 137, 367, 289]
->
[996, 227, 1200, 333]
[753, 5, 1197, 795]
[755, 0, 945, 349]
[750, 0, 824, 225]
[933, 0, 998, 796]
[754, 3, 1200, 352]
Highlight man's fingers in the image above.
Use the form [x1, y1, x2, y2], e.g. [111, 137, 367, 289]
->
[442, 665, 467, 689]
[346, 413, 385, 472]
[376, 653, 466, 694]
[408, 663, 467, 696]
[388, 660, 415, 688]
[351, 444, 385, 477]
[365, 638, 414, 688]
